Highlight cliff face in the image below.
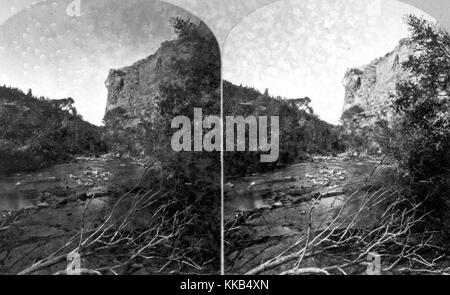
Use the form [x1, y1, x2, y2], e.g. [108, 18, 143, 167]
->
[340, 39, 413, 153]
[104, 39, 187, 128]
[104, 37, 192, 154]
[342, 39, 412, 117]
[103, 22, 220, 155]
[104, 22, 215, 124]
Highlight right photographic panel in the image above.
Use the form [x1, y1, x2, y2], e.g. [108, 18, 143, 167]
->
[223, 0, 450, 275]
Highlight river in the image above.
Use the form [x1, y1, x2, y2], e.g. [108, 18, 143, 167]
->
[0, 156, 146, 211]
[224, 156, 397, 274]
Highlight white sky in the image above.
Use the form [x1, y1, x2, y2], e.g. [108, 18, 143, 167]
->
[0, 0, 194, 125]
[0, 0, 436, 125]
[223, 0, 436, 124]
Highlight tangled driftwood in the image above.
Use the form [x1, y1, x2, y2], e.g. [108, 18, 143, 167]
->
[18, 169, 203, 275]
[242, 185, 449, 275]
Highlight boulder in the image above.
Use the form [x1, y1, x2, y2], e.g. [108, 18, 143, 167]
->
[86, 186, 111, 198]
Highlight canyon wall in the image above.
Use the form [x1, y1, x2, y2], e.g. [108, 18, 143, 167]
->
[340, 39, 413, 153]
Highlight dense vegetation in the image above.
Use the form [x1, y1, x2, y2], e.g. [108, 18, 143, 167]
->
[339, 105, 376, 154]
[155, 17, 221, 269]
[336, 16, 450, 235]
[103, 18, 222, 271]
[385, 15, 450, 233]
[224, 81, 344, 177]
[0, 86, 106, 175]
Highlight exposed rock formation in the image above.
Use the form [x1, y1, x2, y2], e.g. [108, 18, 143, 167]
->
[103, 22, 220, 155]
[342, 38, 412, 118]
[104, 40, 181, 128]
[340, 39, 414, 153]
[105, 23, 216, 117]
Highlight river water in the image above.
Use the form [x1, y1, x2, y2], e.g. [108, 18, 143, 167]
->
[0, 157, 146, 211]
[224, 157, 397, 273]
[224, 158, 386, 219]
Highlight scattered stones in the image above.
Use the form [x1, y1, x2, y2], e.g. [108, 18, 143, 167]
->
[273, 202, 283, 208]
[312, 155, 334, 161]
[37, 202, 49, 208]
[100, 153, 115, 160]
[287, 188, 307, 196]
[75, 156, 92, 161]
[0, 155, 152, 274]
[312, 178, 330, 186]
[68, 167, 114, 188]
[86, 186, 111, 198]
[321, 187, 345, 199]
[304, 166, 349, 187]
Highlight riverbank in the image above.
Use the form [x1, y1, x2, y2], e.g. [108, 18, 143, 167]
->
[0, 154, 149, 274]
[224, 155, 401, 274]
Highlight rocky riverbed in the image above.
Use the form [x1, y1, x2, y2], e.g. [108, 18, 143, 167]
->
[0, 154, 149, 274]
[224, 155, 398, 274]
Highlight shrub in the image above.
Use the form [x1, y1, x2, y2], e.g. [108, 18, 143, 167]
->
[0, 86, 106, 175]
[223, 81, 344, 177]
[391, 15, 450, 232]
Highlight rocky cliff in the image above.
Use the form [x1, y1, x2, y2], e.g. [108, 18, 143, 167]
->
[104, 39, 186, 128]
[342, 38, 412, 118]
[103, 21, 220, 155]
[104, 21, 215, 119]
[340, 39, 414, 153]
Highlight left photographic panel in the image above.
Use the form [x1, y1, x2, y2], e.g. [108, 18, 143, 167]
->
[0, 0, 221, 275]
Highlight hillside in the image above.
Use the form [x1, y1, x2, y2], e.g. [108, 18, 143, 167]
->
[224, 81, 344, 177]
[0, 86, 106, 174]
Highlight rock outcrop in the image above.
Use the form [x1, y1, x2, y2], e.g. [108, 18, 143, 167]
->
[342, 39, 412, 118]
[105, 22, 215, 120]
[340, 39, 414, 153]
[103, 22, 220, 155]
[104, 39, 183, 128]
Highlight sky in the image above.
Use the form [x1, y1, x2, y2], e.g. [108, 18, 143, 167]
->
[0, 0, 198, 125]
[0, 0, 436, 125]
[222, 0, 436, 124]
